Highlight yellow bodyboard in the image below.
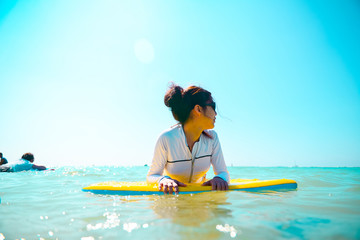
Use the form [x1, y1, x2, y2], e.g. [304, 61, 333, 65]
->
[83, 178, 297, 195]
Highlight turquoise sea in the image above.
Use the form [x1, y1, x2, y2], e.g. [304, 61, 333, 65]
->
[1, 167, 359, 240]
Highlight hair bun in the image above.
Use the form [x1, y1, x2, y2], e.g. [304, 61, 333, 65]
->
[164, 84, 183, 109]
[164, 83, 213, 124]
[164, 84, 189, 122]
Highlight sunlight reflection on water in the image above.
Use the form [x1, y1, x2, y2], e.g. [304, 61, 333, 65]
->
[0, 167, 359, 239]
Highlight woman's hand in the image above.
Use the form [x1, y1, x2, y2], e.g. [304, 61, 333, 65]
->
[159, 178, 187, 194]
[201, 177, 229, 191]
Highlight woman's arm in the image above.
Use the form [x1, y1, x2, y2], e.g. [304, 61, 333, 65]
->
[201, 131, 230, 190]
[147, 136, 169, 184]
[210, 131, 230, 182]
[147, 135, 187, 193]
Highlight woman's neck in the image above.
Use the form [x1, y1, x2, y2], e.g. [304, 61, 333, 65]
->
[183, 121, 203, 151]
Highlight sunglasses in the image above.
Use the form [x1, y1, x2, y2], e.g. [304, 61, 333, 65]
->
[204, 102, 216, 111]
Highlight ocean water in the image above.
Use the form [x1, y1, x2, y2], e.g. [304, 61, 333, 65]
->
[0, 167, 359, 240]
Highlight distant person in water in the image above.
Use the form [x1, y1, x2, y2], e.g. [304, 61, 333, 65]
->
[0, 153, 47, 172]
[147, 83, 230, 194]
[0, 152, 8, 165]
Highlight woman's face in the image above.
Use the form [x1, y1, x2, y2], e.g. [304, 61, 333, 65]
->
[202, 104, 217, 129]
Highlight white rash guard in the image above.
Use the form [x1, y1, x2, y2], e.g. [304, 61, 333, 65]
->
[147, 125, 230, 184]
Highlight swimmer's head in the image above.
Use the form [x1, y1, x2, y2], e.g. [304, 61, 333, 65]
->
[22, 153, 34, 163]
[164, 83, 216, 125]
[0, 152, 2, 158]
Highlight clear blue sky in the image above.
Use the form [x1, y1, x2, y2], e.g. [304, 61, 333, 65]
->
[0, 0, 359, 167]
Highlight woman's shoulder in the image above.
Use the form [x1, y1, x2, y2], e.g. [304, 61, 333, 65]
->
[158, 124, 183, 140]
[203, 129, 219, 139]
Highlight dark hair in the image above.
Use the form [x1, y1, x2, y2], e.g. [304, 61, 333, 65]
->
[0, 152, 2, 158]
[22, 153, 34, 162]
[164, 83, 215, 125]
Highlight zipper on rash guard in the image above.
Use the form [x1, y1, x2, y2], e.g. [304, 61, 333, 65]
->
[188, 155, 195, 183]
[183, 127, 199, 184]
[186, 139, 195, 183]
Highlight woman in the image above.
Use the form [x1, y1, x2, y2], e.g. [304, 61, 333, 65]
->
[147, 84, 230, 194]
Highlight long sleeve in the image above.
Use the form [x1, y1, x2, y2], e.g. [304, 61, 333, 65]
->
[147, 136, 168, 184]
[211, 132, 230, 182]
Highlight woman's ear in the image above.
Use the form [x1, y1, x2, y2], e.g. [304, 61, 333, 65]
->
[193, 105, 202, 116]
